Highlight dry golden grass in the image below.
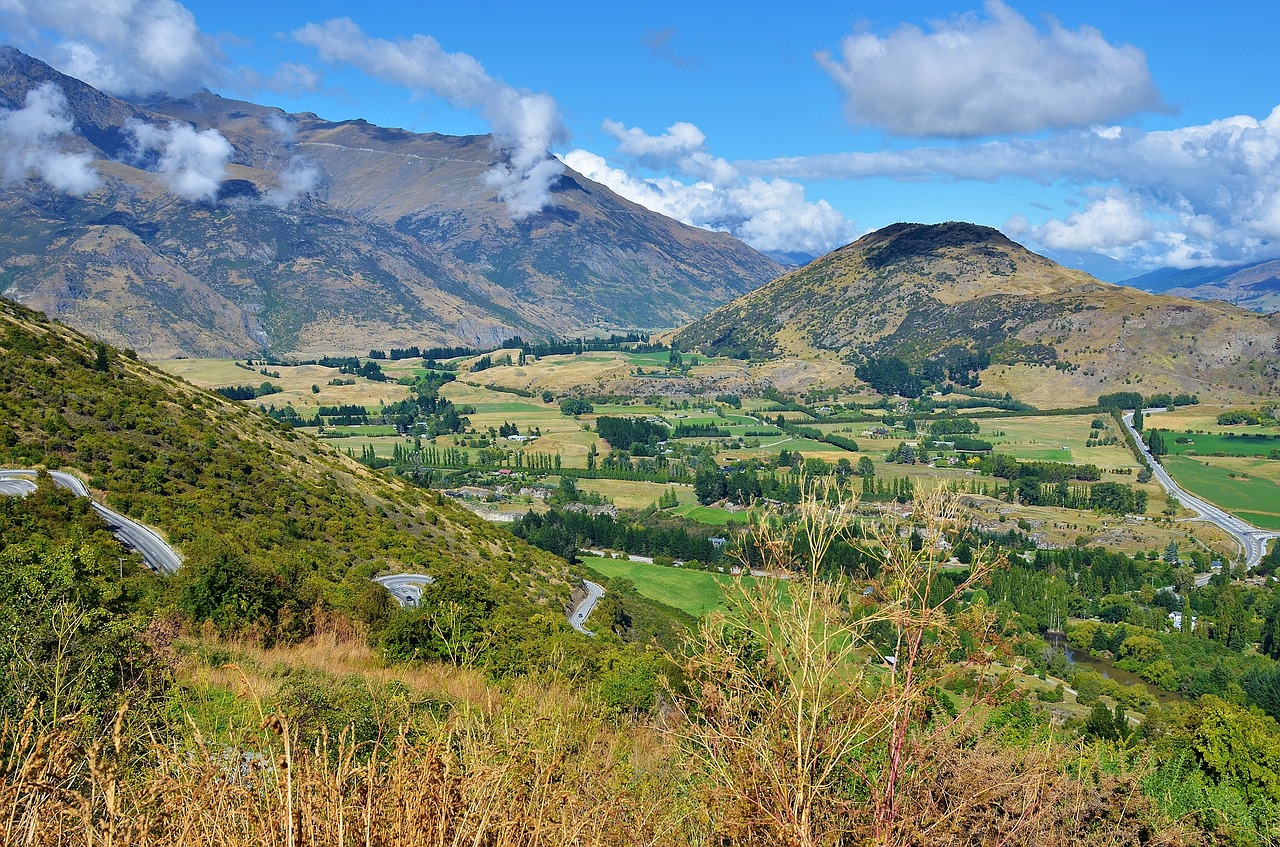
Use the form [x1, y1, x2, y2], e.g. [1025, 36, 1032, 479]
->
[189, 629, 495, 714]
[575, 478, 689, 510]
[0, 687, 687, 847]
[156, 359, 412, 413]
[0, 596, 1194, 847]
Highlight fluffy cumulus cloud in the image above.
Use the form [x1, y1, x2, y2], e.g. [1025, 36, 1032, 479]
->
[817, 0, 1163, 138]
[749, 105, 1280, 267]
[129, 120, 233, 201]
[1005, 190, 1154, 252]
[566, 121, 857, 255]
[0, 0, 223, 95]
[293, 17, 567, 219]
[0, 81, 98, 193]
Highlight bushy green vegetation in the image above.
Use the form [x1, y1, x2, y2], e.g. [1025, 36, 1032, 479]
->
[0, 302, 669, 687]
[0, 479, 168, 729]
[1218, 408, 1279, 427]
[511, 507, 723, 565]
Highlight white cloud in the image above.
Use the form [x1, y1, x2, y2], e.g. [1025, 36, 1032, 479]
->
[748, 104, 1280, 267]
[817, 0, 1163, 137]
[292, 17, 567, 220]
[603, 119, 705, 164]
[129, 120, 232, 201]
[0, 0, 224, 94]
[1015, 191, 1153, 251]
[253, 62, 323, 96]
[565, 122, 857, 256]
[0, 81, 99, 193]
[264, 156, 319, 208]
[258, 114, 319, 208]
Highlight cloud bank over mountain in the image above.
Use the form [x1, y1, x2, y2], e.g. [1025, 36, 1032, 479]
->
[0, 80, 97, 192]
[293, 17, 568, 220]
[0, 0, 1276, 268]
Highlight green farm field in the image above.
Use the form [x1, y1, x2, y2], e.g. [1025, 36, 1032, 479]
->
[1162, 456, 1280, 529]
[1157, 430, 1280, 458]
[979, 415, 1138, 471]
[669, 503, 750, 525]
[581, 556, 738, 617]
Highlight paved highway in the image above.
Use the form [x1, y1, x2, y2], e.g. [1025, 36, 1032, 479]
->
[569, 580, 605, 636]
[3, 468, 606, 633]
[373, 571, 603, 635]
[0, 469, 184, 574]
[1121, 414, 1279, 574]
[371, 573, 435, 607]
[0, 477, 37, 497]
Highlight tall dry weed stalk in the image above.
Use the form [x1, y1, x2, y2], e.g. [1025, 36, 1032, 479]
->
[673, 482, 1016, 845]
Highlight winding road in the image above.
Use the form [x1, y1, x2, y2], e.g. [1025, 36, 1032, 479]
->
[569, 580, 605, 636]
[371, 573, 435, 607]
[0, 469, 183, 574]
[1121, 413, 1279, 573]
[374, 570, 604, 635]
[3, 468, 602, 633]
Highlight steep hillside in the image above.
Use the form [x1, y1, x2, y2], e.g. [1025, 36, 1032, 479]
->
[0, 298, 584, 649]
[673, 222, 1280, 407]
[0, 47, 782, 358]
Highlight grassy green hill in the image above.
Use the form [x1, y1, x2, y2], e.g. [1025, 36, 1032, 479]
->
[673, 222, 1280, 407]
[0, 299, 689, 663]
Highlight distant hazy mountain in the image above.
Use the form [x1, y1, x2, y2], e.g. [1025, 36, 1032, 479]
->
[0, 47, 783, 358]
[1123, 261, 1280, 313]
[673, 222, 1280, 407]
[1033, 247, 1147, 283]
[762, 249, 818, 269]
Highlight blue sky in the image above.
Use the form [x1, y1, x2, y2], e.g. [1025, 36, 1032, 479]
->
[2, 0, 1278, 271]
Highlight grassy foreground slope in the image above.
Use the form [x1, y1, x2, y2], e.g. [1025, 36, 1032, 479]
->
[0, 299, 577, 637]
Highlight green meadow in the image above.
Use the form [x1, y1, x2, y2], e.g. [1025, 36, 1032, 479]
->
[1163, 456, 1280, 529]
[581, 556, 738, 617]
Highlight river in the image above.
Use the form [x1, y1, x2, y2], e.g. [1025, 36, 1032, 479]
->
[1046, 634, 1185, 704]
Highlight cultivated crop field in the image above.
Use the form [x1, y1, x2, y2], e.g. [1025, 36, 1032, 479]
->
[158, 358, 411, 412]
[669, 503, 750, 525]
[1139, 420, 1280, 521]
[1145, 406, 1271, 434]
[1163, 456, 1280, 529]
[1160, 430, 1280, 459]
[979, 415, 1134, 470]
[574, 479, 687, 510]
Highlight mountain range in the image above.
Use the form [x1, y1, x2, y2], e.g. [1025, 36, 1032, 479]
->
[673, 222, 1280, 407]
[1123, 260, 1280, 313]
[0, 47, 782, 359]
